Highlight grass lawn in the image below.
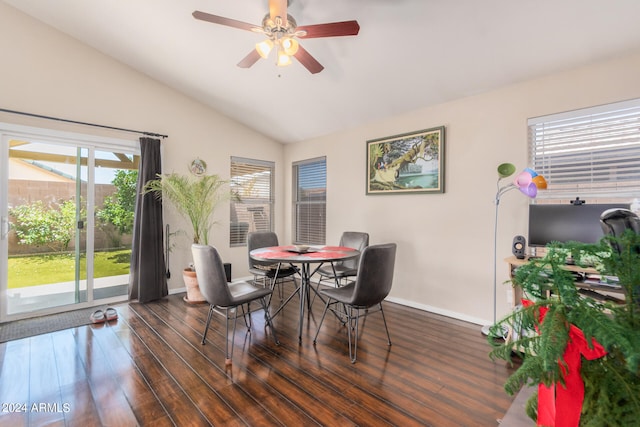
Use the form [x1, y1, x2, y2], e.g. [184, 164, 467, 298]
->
[8, 249, 131, 289]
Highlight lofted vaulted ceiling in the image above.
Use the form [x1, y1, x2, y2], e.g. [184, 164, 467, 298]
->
[4, 0, 640, 144]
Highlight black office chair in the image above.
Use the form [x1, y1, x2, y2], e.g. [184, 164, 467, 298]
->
[192, 244, 279, 365]
[313, 243, 397, 363]
[316, 231, 369, 288]
[247, 231, 297, 298]
[600, 208, 640, 254]
[600, 208, 640, 307]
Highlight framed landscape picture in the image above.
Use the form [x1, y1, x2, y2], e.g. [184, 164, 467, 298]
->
[366, 126, 445, 195]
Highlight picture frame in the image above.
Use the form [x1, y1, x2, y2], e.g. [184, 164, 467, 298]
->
[189, 158, 207, 176]
[366, 126, 445, 195]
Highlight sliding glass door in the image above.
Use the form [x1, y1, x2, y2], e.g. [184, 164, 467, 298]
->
[92, 149, 138, 303]
[0, 124, 139, 321]
[3, 139, 88, 316]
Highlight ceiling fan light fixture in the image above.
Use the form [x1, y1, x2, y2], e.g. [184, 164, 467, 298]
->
[277, 52, 292, 67]
[281, 37, 299, 55]
[192, 5, 359, 74]
[255, 39, 274, 59]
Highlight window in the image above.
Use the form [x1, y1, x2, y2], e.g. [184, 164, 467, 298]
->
[230, 157, 274, 246]
[293, 157, 326, 245]
[529, 98, 640, 203]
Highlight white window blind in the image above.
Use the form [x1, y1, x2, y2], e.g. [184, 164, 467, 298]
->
[529, 98, 640, 200]
[230, 157, 274, 246]
[293, 157, 326, 245]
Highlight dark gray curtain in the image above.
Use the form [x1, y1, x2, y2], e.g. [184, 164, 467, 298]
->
[129, 137, 167, 302]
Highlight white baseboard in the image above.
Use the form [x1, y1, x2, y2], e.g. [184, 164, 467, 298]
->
[232, 275, 489, 326]
[384, 296, 488, 326]
[168, 286, 186, 296]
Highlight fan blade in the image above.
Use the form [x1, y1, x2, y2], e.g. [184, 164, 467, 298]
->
[297, 20, 360, 38]
[193, 10, 258, 32]
[269, 0, 288, 26]
[294, 45, 324, 74]
[237, 50, 262, 68]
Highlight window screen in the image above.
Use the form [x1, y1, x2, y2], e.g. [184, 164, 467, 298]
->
[230, 157, 274, 246]
[293, 157, 326, 245]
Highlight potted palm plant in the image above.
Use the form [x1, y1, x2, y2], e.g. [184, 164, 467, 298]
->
[144, 172, 232, 303]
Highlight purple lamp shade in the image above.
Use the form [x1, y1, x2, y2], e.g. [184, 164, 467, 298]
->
[519, 182, 538, 198]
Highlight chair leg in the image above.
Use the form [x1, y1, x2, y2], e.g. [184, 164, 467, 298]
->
[271, 277, 283, 301]
[246, 303, 253, 330]
[330, 263, 342, 288]
[313, 273, 349, 318]
[239, 304, 250, 329]
[310, 276, 322, 306]
[379, 303, 392, 346]
[347, 306, 361, 364]
[272, 263, 285, 301]
[225, 307, 239, 366]
[277, 277, 284, 300]
[202, 304, 215, 345]
[313, 297, 332, 344]
[260, 297, 279, 345]
[224, 308, 230, 363]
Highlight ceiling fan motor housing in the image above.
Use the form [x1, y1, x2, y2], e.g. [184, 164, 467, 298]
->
[261, 14, 300, 39]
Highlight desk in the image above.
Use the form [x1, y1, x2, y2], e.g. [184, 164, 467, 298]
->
[505, 256, 625, 306]
[250, 245, 360, 343]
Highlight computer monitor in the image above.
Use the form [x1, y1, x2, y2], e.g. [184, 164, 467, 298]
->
[528, 203, 630, 247]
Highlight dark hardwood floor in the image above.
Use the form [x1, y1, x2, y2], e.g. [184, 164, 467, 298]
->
[0, 281, 520, 426]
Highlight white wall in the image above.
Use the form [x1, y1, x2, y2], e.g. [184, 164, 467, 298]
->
[284, 51, 640, 325]
[0, 2, 285, 291]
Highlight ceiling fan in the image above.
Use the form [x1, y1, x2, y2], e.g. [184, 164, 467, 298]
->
[192, 0, 360, 74]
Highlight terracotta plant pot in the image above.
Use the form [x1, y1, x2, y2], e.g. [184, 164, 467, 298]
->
[182, 268, 207, 304]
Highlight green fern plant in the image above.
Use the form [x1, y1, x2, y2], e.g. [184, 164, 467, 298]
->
[490, 232, 640, 425]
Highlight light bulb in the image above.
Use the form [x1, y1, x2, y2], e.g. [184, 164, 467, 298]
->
[277, 52, 292, 67]
[281, 37, 299, 56]
[255, 39, 274, 59]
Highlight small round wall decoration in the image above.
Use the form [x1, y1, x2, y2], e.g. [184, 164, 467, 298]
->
[189, 158, 207, 176]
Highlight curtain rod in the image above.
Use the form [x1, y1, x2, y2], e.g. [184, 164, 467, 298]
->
[0, 107, 168, 139]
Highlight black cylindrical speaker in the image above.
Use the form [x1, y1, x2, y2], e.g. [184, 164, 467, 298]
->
[512, 235, 526, 259]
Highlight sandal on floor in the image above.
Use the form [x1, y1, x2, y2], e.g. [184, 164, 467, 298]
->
[105, 307, 118, 321]
[90, 309, 106, 324]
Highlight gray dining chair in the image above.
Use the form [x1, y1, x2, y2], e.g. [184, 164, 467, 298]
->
[192, 244, 279, 365]
[247, 231, 297, 298]
[316, 231, 369, 288]
[313, 243, 397, 363]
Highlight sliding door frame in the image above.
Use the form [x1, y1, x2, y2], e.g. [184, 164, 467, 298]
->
[0, 122, 138, 322]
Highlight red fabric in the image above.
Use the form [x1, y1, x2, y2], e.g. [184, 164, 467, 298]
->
[253, 246, 354, 261]
[522, 300, 607, 427]
[255, 251, 295, 259]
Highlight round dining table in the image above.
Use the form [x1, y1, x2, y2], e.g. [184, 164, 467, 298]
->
[249, 245, 360, 343]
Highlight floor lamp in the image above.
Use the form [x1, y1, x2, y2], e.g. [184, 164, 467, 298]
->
[481, 164, 547, 336]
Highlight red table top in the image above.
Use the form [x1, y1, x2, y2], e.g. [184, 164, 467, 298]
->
[249, 245, 359, 263]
